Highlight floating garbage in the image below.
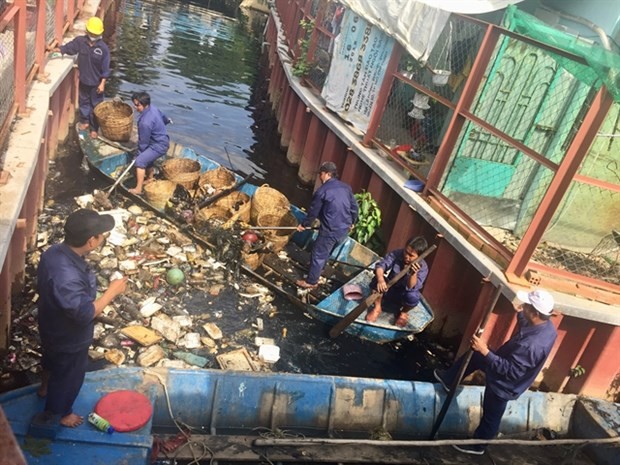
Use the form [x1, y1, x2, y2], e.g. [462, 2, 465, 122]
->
[166, 268, 185, 285]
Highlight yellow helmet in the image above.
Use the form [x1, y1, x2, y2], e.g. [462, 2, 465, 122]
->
[86, 17, 104, 36]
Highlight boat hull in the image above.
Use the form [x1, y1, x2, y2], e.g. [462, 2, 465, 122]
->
[0, 367, 595, 465]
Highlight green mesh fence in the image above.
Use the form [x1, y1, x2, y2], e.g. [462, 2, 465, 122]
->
[504, 5, 620, 102]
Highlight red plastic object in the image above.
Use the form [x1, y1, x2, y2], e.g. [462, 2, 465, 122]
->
[94, 390, 153, 432]
[391, 144, 412, 156]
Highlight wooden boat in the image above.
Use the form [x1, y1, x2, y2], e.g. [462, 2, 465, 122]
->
[1, 367, 617, 464]
[77, 127, 434, 343]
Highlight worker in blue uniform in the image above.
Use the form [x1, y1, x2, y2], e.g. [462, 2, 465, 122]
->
[54, 17, 110, 139]
[365, 236, 429, 327]
[129, 91, 171, 195]
[296, 161, 358, 289]
[37, 209, 127, 427]
[434, 289, 558, 455]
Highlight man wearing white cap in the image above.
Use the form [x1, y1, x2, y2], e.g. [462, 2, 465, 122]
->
[434, 289, 558, 455]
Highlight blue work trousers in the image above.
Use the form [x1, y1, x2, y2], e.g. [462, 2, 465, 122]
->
[78, 82, 103, 129]
[42, 347, 89, 416]
[443, 352, 509, 442]
[306, 230, 348, 284]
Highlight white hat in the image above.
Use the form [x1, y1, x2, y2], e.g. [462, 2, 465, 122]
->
[516, 289, 554, 315]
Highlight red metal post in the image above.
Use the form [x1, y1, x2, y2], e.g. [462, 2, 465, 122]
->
[565, 325, 620, 398]
[340, 149, 371, 194]
[386, 202, 418, 251]
[286, 103, 311, 165]
[279, 90, 298, 148]
[506, 87, 614, 277]
[425, 24, 500, 192]
[298, 114, 327, 185]
[14, 0, 27, 113]
[35, 0, 47, 72]
[55, 0, 64, 44]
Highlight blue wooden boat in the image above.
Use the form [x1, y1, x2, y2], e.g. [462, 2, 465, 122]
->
[1, 367, 617, 464]
[77, 128, 434, 343]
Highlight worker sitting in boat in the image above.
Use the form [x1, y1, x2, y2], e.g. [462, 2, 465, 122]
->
[365, 236, 429, 327]
[129, 91, 171, 195]
[295, 161, 358, 289]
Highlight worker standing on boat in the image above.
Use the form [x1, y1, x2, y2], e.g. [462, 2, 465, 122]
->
[128, 91, 171, 195]
[295, 161, 358, 289]
[52, 17, 110, 139]
[365, 236, 429, 327]
[434, 289, 558, 455]
[36, 209, 128, 427]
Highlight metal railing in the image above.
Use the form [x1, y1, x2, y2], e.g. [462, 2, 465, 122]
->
[273, 0, 620, 297]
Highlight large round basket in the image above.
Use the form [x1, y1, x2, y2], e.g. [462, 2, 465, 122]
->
[256, 210, 297, 253]
[199, 167, 236, 192]
[93, 100, 133, 142]
[251, 184, 290, 224]
[162, 158, 201, 190]
[144, 180, 176, 210]
[196, 205, 232, 225]
[214, 191, 251, 225]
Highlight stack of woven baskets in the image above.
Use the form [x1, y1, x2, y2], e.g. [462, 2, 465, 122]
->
[250, 184, 295, 254]
[94, 100, 133, 142]
[162, 159, 201, 191]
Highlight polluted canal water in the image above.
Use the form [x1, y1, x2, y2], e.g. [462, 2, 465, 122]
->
[2, 0, 455, 395]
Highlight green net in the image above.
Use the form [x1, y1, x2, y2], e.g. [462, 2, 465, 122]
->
[504, 5, 620, 102]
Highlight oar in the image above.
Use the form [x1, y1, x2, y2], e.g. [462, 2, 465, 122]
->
[197, 174, 252, 209]
[245, 226, 318, 231]
[328, 258, 373, 271]
[328, 244, 437, 338]
[105, 159, 136, 197]
[97, 134, 137, 153]
[428, 285, 502, 440]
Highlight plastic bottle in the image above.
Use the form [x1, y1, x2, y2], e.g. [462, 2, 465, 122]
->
[88, 412, 114, 434]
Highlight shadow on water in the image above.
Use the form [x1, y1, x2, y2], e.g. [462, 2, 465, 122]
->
[3, 0, 455, 393]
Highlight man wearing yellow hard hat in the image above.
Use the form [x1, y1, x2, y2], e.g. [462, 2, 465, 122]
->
[52, 17, 110, 139]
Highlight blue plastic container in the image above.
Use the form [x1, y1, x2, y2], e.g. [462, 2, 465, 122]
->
[404, 179, 425, 192]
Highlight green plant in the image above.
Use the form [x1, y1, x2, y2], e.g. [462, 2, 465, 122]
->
[569, 365, 586, 378]
[351, 190, 382, 245]
[292, 19, 315, 78]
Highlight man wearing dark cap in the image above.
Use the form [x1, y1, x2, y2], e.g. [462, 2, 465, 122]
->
[296, 161, 358, 288]
[37, 209, 127, 427]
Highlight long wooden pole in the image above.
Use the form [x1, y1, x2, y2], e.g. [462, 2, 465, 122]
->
[428, 285, 503, 439]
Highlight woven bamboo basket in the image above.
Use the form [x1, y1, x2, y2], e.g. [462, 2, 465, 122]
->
[199, 167, 236, 192]
[196, 205, 232, 224]
[215, 191, 251, 225]
[162, 158, 201, 190]
[241, 251, 264, 270]
[250, 184, 290, 223]
[143, 180, 176, 210]
[93, 100, 133, 142]
[257, 210, 297, 253]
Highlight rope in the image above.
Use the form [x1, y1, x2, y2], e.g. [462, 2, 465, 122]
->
[253, 436, 620, 448]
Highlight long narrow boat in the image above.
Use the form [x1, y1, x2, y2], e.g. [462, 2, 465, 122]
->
[1, 367, 617, 464]
[77, 127, 434, 343]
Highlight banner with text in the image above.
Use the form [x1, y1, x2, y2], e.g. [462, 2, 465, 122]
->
[321, 10, 395, 133]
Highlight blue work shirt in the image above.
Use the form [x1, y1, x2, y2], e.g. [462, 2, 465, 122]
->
[302, 178, 358, 235]
[137, 104, 171, 154]
[375, 248, 428, 294]
[37, 243, 97, 353]
[60, 35, 110, 87]
[484, 312, 557, 400]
